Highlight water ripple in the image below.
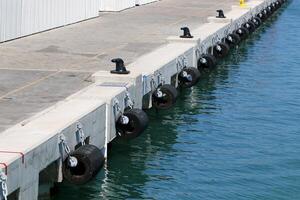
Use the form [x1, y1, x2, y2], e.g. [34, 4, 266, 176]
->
[53, 1, 300, 200]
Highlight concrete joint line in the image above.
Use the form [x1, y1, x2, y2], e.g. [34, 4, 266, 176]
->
[0, 71, 61, 101]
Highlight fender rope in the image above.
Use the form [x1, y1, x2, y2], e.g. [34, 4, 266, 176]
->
[0, 172, 7, 200]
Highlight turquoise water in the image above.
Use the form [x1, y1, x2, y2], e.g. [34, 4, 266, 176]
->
[53, 1, 300, 199]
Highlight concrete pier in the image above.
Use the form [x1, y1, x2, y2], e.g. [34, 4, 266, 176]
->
[0, 0, 236, 132]
[0, 0, 278, 199]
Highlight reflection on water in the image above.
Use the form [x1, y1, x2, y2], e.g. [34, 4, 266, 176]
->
[53, 2, 300, 199]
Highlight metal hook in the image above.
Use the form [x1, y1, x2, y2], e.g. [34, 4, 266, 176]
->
[124, 91, 134, 109]
[157, 71, 165, 85]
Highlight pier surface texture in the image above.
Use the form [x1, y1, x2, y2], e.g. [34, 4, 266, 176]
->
[0, 0, 235, 132]
[0, 0, 275, 199]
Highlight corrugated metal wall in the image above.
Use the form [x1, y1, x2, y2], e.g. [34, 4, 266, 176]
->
[99, 0, 135, 12]
[0, 0, 158, 42]
[86, 0, 100, 18]
[0, 0, 22, 41]
[0, 0, 99, 42]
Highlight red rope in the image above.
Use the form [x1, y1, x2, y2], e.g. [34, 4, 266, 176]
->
[0, 163, 8, 175]
[0, 151, 25, 163]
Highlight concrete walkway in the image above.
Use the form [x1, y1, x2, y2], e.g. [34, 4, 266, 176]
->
[0, 0, 236, 133]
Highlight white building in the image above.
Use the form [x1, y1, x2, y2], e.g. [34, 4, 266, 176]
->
[0, 0, 156, 43]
